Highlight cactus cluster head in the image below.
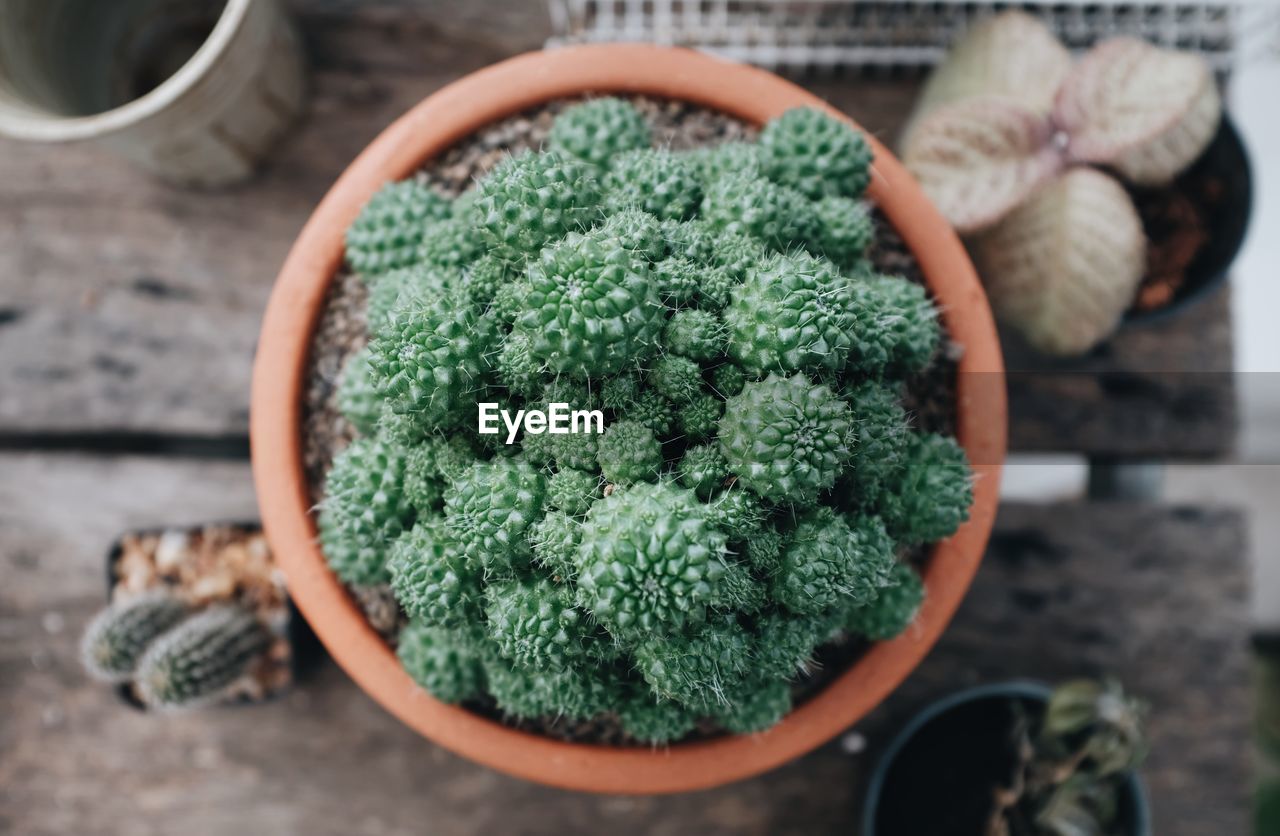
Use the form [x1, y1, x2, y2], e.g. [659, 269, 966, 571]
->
[319, 97, 972, 742]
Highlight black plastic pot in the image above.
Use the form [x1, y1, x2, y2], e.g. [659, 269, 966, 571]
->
[863, 681, 1150, 836]
[104, 521, 320, 710]
[1123, 114, 1252, 325]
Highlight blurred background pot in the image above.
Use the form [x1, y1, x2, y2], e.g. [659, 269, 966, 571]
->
[863, 681, 1151, 836]
[0, 0, 306, 186]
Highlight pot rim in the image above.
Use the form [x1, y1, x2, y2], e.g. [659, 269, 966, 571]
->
[861, 680, 1151, 836]
[0, 0, 254, 142]
[250, 43, 1007, 795]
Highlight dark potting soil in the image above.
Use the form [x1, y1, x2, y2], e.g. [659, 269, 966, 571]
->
[873, 695, 1028, 836]
[1128, 169, 1222, 314]
[300, 96, 959, 745]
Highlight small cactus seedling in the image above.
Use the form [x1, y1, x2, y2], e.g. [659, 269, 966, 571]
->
[135, 606, 271, 710]
[317, 96, 973, 742]
[80, 591, 189, 683]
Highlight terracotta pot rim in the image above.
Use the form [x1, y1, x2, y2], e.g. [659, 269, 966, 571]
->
[250, 44, 1007, 795]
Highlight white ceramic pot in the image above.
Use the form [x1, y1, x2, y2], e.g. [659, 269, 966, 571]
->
[0, 0, 306, 186]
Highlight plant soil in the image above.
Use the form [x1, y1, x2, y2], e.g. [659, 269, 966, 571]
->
[300, 96, 960, 745]
[1128, 169, 1222, 314]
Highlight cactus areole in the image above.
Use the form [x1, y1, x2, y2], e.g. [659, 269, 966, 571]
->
[251, 45, 1006, 794]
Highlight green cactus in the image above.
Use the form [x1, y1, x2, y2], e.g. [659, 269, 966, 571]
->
[135, 606, 270, 709]
[319, 96, 974, 740]
[473, 150, 603, 260]
[345, 180, 451, 277]
[80, 591, 189, 683]
[701, 171, 815, 251]
[388, 515, 481, 628]
[605, 148, 702, 221]
[336, 347, 382, 435]
[397, 621, 486, 703]
[842, 560, 925, 640]
[575, 481, 727, 639]
[772, 509, 896, 614]
[718, 373, 854, 504]
[757, 107, 873, 200]
[596, 420, 663, 485]
[319, 436, 415, 586]
[663, 308, 726, 361]
[515, 229, 664, 379]
[549, 97, 651, 168]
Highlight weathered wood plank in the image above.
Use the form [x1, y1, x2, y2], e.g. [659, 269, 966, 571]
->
[0, 1, 550, 439]
[0, 0, 1236, 458]
[0, 454, 1248, 835]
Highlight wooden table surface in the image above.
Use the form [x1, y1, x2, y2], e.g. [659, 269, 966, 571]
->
[0, 0, 1236, 459]
[0, 2, 1249, 834]
[1, 453, 1249, 835]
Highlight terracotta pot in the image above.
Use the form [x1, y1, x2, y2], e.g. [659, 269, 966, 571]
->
[251, 44, 1006, 795]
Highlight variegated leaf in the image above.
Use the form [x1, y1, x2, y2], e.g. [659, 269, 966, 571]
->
[903, 96, 1062, 234]
[969, 168, 1146, 356]
[902, 10, 1072, 146]
[1055, 38, 1221, 185]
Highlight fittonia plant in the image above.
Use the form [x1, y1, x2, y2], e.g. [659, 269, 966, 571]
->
[321, 98, 972, 741]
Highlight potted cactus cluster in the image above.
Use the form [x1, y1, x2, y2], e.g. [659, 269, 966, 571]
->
[253, 45, 1004, 792]
[323, 93, 972, 739]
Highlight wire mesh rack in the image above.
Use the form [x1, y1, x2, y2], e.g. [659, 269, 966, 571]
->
[547, 1, 1276, 74]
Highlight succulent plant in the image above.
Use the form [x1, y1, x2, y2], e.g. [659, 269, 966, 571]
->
[319, 436, 415, 585]
[321, 100, 972, 741]
[336, 347, 382, 435]
[345, 180, 451, 277]
[529, 510, 583, 580]
[809, 196, 874, 269]
[473, 150, 603, 260]
[135, 606, 270, 710]
[484, 577, 598, 671]
[842, 560, 924, 640]
[662, 308, 725, 361]
[398, 621, 486, 703]
[634, 615, 752, 710]
[514, 229, 664, 379]
[902, 12, 1221, 354]
[718, 373, 853, 504]
[575, 481, 727, 639]
[701, 171, 815, 251]
[619, 690, 697, 744]
[367, 293, 497, 429]
[445, 457, 546, 573]
[724, 250, 862, 375]
[549, 97, 651, 168]
[876, 432, 973, 545]
[597, 419, 663, 485]
[544, 468, 601, 517]
[605, 148, 702, 220]
[388, 516, 480, 628]
[758, 107, 873, 200]
[80, 591, 189, 683]
[712, 676, 793, 734]
[771, 509, 896, 614]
